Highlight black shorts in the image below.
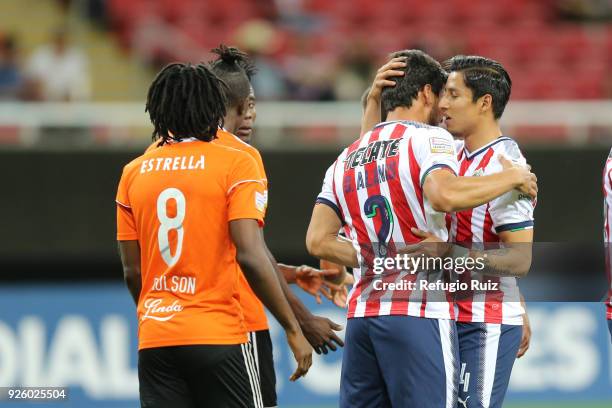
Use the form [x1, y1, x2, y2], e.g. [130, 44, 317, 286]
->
[247, 330, 277, 408]
[139, 343, 264, 408]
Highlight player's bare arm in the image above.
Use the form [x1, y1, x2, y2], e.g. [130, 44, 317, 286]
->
[306, 204, 359, 268]
[230, 218, 312, 381]
[423, 156, 537, 213]
[263, 243, 345, 355]
[518, 294, 531, 358]
[406, 227, 533, 278]
[468, 228, 534, 278]
[118, 240, 141, 305]
[360, 57, 406, 136]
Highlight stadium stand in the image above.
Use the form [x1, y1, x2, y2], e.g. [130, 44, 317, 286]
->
[105, 0, 611, 100]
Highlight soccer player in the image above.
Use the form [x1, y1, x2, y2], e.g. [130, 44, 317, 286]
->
[233, 77, 255, 144]
[232, 45, 346, 304]
[437, 56, 535, 408]
[116, 63, 312, 408]
[363, 54, 535, 407]
[209, 45, 344, 407]
[603, 148, 612, 341]
[306, 50, 537, 408]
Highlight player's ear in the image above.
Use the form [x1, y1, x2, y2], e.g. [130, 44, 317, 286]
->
[479, 94, 493, 115]
[422, 84, 434, 107]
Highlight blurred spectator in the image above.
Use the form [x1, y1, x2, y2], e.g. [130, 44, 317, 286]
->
[26, 28, 91, 101]
[333, 38, 375, 101]
[235, 20, 288, 99]
[85, 0, 110, 30]
[283, 34, 335, 100]
[0, 34, 24, 100]
[132, 13, 205, 70]
[557, 0, 612, 21]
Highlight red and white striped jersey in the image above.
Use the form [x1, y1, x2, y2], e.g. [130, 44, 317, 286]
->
[602, 148, 612, 320]
[449, 137, 534, 325]
[317, 121, 459, 320]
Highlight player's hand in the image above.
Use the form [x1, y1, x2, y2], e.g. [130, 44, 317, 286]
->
[299, 314, 344, 354]
[295, 265, 344, 304]
[397, 227, 452, 259]
[320, 260, 354, 308]
[499, 155, 538, 198]
[286, 329, 313, 381]
[330, 285, 349, 308]
[368, 57, 407, 102]
[517, 312, 531, 358]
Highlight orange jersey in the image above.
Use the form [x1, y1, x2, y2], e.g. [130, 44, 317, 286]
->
[215, 129, 270, 332]
[144, 130, 270, 331]
[116, 138, 266, 350]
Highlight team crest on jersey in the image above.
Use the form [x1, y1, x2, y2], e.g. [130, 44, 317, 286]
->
[473, 168, 484, 177]
[429, 137, 454, 155]
[255, 191, 267, 212]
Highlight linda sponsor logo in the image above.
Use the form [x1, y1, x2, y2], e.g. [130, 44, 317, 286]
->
[141, 298, 184, 322]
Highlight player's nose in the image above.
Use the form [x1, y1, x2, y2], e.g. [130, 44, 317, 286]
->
[438, 97, 449, 111]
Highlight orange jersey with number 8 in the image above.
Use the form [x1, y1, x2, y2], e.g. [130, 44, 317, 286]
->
[145, 129, 271, 332]
[116, 138, 266, 350]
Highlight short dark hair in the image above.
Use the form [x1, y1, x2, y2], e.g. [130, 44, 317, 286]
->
[442, 55, 511, 119]
[145, 62, 227, 144]
[209, 44, 252, 109]
[381, 50, 447, 115]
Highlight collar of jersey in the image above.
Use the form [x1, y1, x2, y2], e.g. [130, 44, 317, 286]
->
[372, 120, 431, 130]
[463, 136, 512, 160]
[162, 137, 199, 145]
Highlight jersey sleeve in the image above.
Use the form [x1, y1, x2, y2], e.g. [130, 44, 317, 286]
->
[251, 148, 269, 215]
[415, 128, 460, 186]
[227, 152, 267, 226]
[116, 166, 138, 240]
[252, 148, 268, 183]
[488, 142, 535, 232]
[315, 160, 343, 222]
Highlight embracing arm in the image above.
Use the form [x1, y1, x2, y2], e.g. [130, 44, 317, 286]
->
[423, 159, 537, 213]
[469, 228, 533, 278]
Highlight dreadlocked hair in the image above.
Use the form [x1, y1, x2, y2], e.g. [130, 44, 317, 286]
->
[209, 44, 252, 109]
[145, 62, 227, 144]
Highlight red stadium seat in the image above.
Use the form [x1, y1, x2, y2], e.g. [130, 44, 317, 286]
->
[556, 27, 595, 66]
[107, 0, 148, 24]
